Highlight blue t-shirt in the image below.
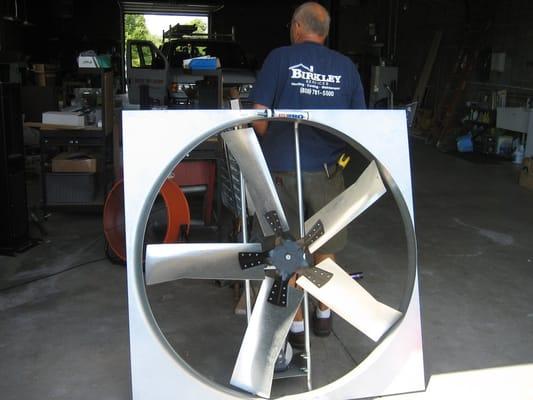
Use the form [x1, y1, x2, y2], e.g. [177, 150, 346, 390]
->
[250, 41, 366, 172]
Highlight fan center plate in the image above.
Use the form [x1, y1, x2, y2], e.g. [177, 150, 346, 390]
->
[269, 238, 309, 278]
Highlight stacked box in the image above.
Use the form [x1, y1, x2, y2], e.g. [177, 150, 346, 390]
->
[52, 152, 97, 173]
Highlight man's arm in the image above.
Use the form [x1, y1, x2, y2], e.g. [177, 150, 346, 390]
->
[249, 48, 281, 136]
[253, 103, 268, 136]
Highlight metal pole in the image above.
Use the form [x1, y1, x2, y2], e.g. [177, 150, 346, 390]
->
[294, 122, 312, 391]
[240, 172, 252, 323]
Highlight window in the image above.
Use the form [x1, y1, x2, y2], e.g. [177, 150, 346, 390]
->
[129, 43, 165, 70]
[141, 46, 153, 66]
[130, 45, 141, 68]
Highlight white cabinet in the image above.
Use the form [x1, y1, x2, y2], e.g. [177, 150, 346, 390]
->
[496, 107, 533, 156]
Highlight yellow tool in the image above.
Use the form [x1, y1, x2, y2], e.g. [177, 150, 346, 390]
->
[337, 153, 350, 169]
[330, 153, 350, 179]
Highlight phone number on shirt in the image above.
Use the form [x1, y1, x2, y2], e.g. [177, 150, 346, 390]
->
[299, 87, 335, 97]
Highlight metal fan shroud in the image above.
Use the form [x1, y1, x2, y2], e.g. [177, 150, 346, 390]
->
[122, 109, 425, 400]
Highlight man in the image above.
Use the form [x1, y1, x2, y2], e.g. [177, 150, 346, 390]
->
[249, 2, 366, 348]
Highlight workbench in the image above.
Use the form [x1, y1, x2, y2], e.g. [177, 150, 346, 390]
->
[38, 125, 112, 208]
[32, 68, 114, 209]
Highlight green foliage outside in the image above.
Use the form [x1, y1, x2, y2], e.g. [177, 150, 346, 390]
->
[125, 14, 208, 67]
[189, 18, 207, 34]
[125, 15, 207, 46]
[124, 14, 162, 47]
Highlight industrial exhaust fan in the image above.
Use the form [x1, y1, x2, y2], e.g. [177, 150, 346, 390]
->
[122, 109, 425, 399]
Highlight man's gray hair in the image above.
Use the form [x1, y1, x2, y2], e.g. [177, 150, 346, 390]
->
[293, 2, 330, 37]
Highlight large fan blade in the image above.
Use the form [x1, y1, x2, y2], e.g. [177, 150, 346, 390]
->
[230, 277, 304, 398]
[305, 160, 386, 254]
[296, 258, 401, 342]
[145, 243, 264, 285]
[222, 128, 289, 236]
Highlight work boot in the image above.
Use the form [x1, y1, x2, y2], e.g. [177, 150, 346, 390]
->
[312, 310, 332, 337]
[288, 330, 305, 349]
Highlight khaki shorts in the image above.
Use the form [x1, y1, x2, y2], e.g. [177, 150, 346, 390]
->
[272, 167, 347, 254]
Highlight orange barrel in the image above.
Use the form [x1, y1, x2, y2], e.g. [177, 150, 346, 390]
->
[103, 178, 190, 262]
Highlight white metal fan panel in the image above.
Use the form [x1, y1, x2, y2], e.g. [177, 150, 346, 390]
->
[122, 109, 424, 400]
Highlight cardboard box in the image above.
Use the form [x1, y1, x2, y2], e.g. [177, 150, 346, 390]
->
[42, 111, 85, 127]
[52, 153, 97, 173]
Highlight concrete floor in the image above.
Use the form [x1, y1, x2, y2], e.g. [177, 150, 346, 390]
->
[1, 140, 532, 399]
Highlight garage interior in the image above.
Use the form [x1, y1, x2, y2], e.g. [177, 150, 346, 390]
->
[1, 0, 532, 399]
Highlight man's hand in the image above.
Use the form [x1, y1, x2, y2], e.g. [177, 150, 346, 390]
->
[253, 103, 269, 136]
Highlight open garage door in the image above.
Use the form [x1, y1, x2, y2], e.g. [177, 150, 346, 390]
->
[119, 2, 220, 102]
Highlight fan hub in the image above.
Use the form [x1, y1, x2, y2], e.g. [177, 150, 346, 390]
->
[268, 238, 309, 278]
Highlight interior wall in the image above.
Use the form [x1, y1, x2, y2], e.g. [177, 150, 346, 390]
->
[0, 0, 121, 84]
[336, 0, 533, 107]
[0, 19, 24, 63]
[388, 0, 533, 107]
[211, 2, 296, 68]
[337, 0, 388, 57]
[2, 1, 327, 71]
[211, 1, 337, 67]
[394, 0, 470, 106]
[486, 0, 533, 106]
[335, 0, 389, 104]
[3, 0, 532, 107]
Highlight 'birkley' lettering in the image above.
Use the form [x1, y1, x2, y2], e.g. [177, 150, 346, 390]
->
[289, 64, 342, 84]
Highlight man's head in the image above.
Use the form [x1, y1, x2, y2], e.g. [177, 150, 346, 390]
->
[290, 2, 330, 45]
